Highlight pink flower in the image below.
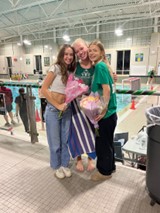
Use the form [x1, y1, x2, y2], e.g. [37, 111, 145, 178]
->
[59, 74, 89, 118]
[65, 74, 89, 104]
[80, 92, 107, 136]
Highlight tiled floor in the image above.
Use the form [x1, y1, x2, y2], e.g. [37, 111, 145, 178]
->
[0, 83, 160, 212]
[0, 135, 160, 213]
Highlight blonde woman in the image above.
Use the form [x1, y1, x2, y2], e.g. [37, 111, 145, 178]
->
[88, 40, 117, 181]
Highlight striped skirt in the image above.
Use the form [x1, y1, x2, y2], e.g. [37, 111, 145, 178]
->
[68, 99, 96, 159]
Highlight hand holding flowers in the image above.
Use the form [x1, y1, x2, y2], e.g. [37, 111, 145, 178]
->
[80, 92, 108, 136]
[58, 73, 89, 118]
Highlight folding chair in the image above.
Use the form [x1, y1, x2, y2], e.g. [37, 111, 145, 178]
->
[114, 132, 129, 164]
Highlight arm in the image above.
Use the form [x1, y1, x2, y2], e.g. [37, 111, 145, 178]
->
[113, 72, 117, 83]
[16, 103, 19, 116]
[10, 91, 13, 103]
[95, 84, 110, 122]
[41, 72, 66, 111]
[106, 62, 117, 83]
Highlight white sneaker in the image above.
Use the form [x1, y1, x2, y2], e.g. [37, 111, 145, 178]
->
[55, 167, 65, 179]
[62, 167, 72, 178]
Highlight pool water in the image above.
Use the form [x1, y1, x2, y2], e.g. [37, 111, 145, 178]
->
[8, 86, 41, 113]
[8, 85, 131, 113]
[116, 85, 131, 112]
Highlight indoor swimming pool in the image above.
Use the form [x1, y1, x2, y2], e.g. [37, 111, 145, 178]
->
[6, 84, 131, 113]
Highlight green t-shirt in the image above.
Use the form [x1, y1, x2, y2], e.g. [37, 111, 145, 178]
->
[91, 61, 117, 118]
[148, 70, 154, 77]
[75, 62, 94, 88]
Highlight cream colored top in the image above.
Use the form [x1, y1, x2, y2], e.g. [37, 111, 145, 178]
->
[48, 64, 65, 94]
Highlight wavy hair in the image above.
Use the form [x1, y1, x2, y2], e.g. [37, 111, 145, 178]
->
[55, 44, 76, 84]
[89, 40, 114, 79]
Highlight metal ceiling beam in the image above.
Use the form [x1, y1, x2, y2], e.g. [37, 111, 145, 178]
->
[1, 0, 59, 15]
[50, 0, 66, 17]
[0, 0, 160, 43]
[39, 4, 49, 18]
[8, 0, 23, 8]
[0, 7, 158, 33]
[1, 0, 159, 17]
[1, 16, 158, 43]
[2, 22, 158, 45]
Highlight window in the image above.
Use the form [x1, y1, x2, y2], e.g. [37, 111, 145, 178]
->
[116, 50, 130, 75]
[35, 55, 42, 74]
[6, 57, 12, 78]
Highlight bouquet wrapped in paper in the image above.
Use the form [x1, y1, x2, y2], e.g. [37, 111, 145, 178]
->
[59, 73, 89, 117]
[80, 92, 108, 136]
[65, 73, 88, 103]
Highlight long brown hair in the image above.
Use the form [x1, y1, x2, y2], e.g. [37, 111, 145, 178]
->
[55, 44, 76, 84]
[89, 40, 114, 79]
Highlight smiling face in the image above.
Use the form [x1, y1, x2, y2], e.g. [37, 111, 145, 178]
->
[88, 44, 103, 64]
[73, 41, 88, 61]
[63, 47, 74, 65]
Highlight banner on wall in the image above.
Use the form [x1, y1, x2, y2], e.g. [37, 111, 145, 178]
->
[44, 57, 50, 66]
[0, 93, 6, 115]
[135, 53, 144, 62]
[26, 58, 30, 65]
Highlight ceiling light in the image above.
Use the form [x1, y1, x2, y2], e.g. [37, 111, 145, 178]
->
[127, 38, 132, 41]
[23, 39, 31, 45]
[17, 42, 22, 46]
[115, 28, 123, 36]
[63, 34, 70, 42]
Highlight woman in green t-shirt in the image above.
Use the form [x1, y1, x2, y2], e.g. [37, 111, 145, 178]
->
[88, 40, 117, 181]
[69, 38, 117, 173]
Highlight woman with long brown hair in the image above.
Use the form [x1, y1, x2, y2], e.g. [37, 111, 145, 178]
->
[41, 44, 76, 179]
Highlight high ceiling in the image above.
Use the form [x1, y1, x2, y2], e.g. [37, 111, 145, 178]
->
[0, 0, 160, 44]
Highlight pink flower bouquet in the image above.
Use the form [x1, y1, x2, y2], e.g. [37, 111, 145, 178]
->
[59, 73, 89, 118]
[80, 92, 107, 136]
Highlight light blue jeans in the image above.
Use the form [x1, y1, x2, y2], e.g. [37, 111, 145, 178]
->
[45, 103, 71, 169]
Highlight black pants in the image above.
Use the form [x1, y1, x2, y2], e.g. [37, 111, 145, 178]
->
[40, 98, 47, 122]
[20, 112, 29, 132]
[96, 113, 117, 175]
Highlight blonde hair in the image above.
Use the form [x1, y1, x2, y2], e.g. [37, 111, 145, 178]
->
[89, 40, 114, 79]
[72, 38, 89, 48]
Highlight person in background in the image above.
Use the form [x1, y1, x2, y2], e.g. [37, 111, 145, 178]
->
[70, 38, 117, 172]
[38, 85, 47, 131]
[15, 88, 29, 133]
[88, 40, 117, 181]
[33, 69, 36, 75]
[0, 84, 16, 127]
[38, 75, 47, 131]
[147, 67, 156, 87]
[38, 71, 43, 83]
[41, 44, 76, 179]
